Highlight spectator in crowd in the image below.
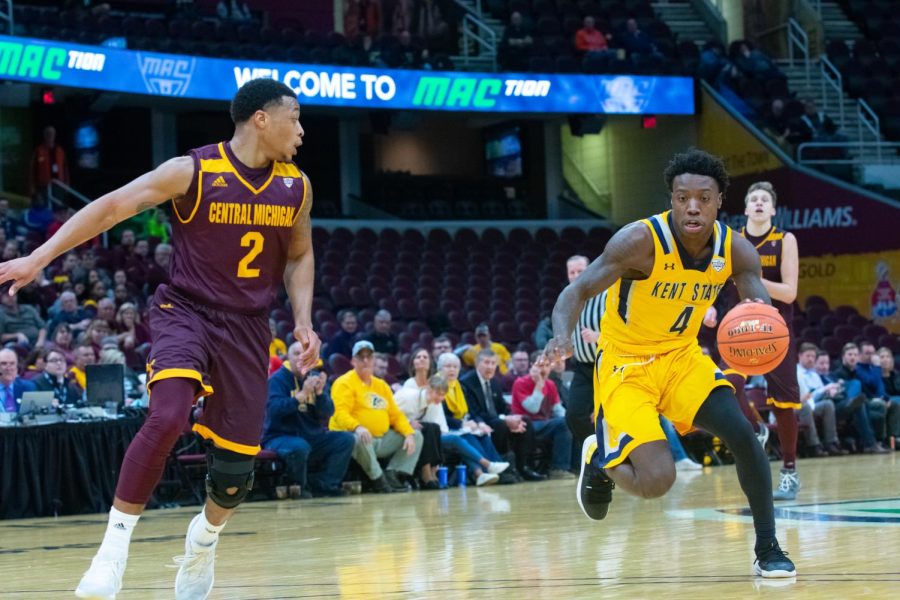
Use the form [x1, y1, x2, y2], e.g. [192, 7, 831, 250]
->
[619, 18, 660, 68]
[330, 341, 423, 493]
[144, 208, 171, 244]
[533, 314, 553, 350]
[401, 346, 433, 391]
[575, 15, 613, 59]
[268, 318, 287, 360]
[461, 349, 544, 481]
[548, 356, 571, 410]
[114, 302, 150, 371]
[216, 0, 251, 20]
[145, 243, 172, 292]
[82, 319, 113, 358]
[49, 291, 91, 337]
[364, 309, 399, 354]
[0, 348, 36, 415]
[50, 252, 82, 287]
[391, 0, 415, 35]
[732, 40, 783, 81]
[830, 343, 890, 453]
[500, 349, 530, 392]
[2, 240, 20, 261]
[125, 239, 151, 288]
[392, 361, 443, 490]
[373, 352, 400, 389]
[68, 344, 96, 394]
[29, 126, 69, 199]
[432, 335, 452, 358]
[0, 289, 47, 349]
[46, 323, 76, 364]
[416, 0, 449, 47]
[99, 348, 145, 405]
[0, 198, 22, 240]
[95, 297, 117, 329]
[325, 309, 359, 359]
[48, 206, 75, 239]
[877, 346, 900, 443]
[795, 343, 844, 457]
[462, 324, 511, 374]
[264, 342, 355, 497]
[761, 98, 805, 154]
[33, 347, 82, 407]
[436, 352, 510, 484]
[798, 99, 838, 141]
[859, 341, 900, 442]
[112, 229, 137, 271]
[698, 42, 727, 84]
[344, 0, 381, 39]
[511, 352, 573, 479]
[500, 12, 534, 70]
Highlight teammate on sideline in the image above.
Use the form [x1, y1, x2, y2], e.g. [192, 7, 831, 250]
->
[0, 79, 319, 600]
[543, 149, 796, 578]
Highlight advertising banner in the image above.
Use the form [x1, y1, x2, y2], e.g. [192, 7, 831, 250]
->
[0, 35, 695, 114]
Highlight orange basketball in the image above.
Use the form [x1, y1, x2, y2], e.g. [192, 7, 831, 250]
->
[716, 303, 790, 376]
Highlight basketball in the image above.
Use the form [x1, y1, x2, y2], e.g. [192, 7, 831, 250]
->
[716, 302, 790, 375]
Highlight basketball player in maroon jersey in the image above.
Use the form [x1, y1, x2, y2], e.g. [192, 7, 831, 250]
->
[707, 181, 802, 500]
[0, 79, 319, 599]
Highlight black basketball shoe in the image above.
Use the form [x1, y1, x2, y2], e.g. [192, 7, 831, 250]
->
[576, 435, 614, 521]
[753, 539, 797, 578]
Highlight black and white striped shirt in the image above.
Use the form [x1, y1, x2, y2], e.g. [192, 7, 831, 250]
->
[571, 291, 606, 364]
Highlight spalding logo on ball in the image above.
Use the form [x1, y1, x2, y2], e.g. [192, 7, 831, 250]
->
[716, 304, 789, 376]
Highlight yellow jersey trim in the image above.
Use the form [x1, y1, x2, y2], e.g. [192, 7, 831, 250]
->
[293, 171, 309, 225]
[217, 142, 276, 196]
[767, 396, 802, 409]
[193, 423, 261, 456]
[173, 169, 204, 225]
[147, 367, 214, 396]
[722, 368, 747, 379]
[741, 226, 785, 250]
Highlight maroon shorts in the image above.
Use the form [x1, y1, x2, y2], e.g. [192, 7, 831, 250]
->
[764, 339, 801, 410]
[147, 284, 270, 455]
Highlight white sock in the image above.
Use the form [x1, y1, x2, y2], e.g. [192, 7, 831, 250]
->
[97, 508, 140, 560]
[188, 509, 226, 549]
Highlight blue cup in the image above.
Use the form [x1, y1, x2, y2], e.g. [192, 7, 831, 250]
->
[437, 466, 448, 488]
[456, 464, 467, 487]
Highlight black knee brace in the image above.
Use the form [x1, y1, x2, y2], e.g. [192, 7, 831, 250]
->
[205, 445, 256, 509]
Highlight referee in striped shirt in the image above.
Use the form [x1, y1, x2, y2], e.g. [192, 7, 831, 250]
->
[565, 256, 605, 453]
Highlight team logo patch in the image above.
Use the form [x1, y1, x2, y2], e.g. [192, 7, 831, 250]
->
[711, 257, 726, 272]
[283, 177, 294, 188]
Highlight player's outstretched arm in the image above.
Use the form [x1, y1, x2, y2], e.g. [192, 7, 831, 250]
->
[0, 156, 193, 294]
[731, 234, 772, 305]
[283, 172, 320, 374]
[545, 222, 653, 359]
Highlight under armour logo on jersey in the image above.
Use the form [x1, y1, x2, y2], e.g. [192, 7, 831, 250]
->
[283, 177, 294, 188]
[212, 176, 228, 187]
[663, 263, 676, 270]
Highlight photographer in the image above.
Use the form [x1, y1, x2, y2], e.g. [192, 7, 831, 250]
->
[263, 342, 355, 498]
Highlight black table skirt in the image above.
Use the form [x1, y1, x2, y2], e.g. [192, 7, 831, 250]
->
[0, 418, 143, 520]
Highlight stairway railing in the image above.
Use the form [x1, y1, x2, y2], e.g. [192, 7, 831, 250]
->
[819, 55, 845, 129]
[787, 18, 811, 88]
[0, 0, 12, 34]
[857, 98, 882, 161]
[460, 12, 497, 71]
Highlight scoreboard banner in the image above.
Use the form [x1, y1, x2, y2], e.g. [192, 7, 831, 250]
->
[0, 34, 695, 114]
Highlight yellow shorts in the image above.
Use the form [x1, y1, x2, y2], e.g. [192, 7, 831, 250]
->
[593, 342, 733, 469]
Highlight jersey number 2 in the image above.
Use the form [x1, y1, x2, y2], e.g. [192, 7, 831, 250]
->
[238, 231, 264, 278]
[668, 306, 694, 335]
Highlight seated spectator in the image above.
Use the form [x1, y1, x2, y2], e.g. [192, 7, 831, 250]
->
[858, 341, 900, 443]
[795, 343, 845, 457]
[33, 347, 82, 407]
[698, 43, 727, 84]
[46, 322, 76, 365]
[68, 344, 96, 393]
[264, 342, 355, 497]
[416, 0, 450, 51]
[344, 0, 381, 39]
[878, 346, 900, 443]
[548, 356, 571, 409]
[461, 349, 544, 481]
[462, 324, 511, 374]
[533, 315, 553, 350]
[436, 352, 510, 484]
[145, 242, 172, 293]
[125, 239, 150, 289]
[268, 318, 287, 360]
[363, 309, 399, 355]
[392, 366, 443, 489]
[115, 302, 150, 371]
[24, 346, 47, 379]
[98, 348, 145, 406]
[95, 297, 117, 329]
[144, 208, 171, 244]
[81, 319, 113, 358]
[829, 343, 889, 453]
[501, 11, 534, 70]
[373, 352, 399, 390]
[111, 229, 136, 272]
[761, 98, 804, 154]
[575, 15, 613, 59]
[500, 350, 530, 392]
[324, 309, 358, 359]
[391, 0, 415, 35]
[511, 352, 573, 479]
[329, 341, 423, 493]
[0, 348, 37, 415]
[619, 18, 661, 69]
[432, 335, 453, 358]
[401, 346, 433, 391]
[798, 99, 840, 141]
[732, 41, 783, 81]
[0, 289, 47, 349]
[49, 291, 91, 337]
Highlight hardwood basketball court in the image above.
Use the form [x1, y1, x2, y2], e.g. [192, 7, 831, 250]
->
[2, 454, 897, 599]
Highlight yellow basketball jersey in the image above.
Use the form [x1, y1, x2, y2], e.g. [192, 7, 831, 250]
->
[600, 210, 734, 355]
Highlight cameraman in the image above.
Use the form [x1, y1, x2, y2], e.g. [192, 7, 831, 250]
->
[262, 341, 355, 498]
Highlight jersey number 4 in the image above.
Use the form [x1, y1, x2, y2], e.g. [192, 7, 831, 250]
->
[238, 231, 264, 278]
[668, 306, 694, 335]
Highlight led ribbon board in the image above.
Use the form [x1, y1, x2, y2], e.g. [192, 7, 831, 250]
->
[0, 34, 695, 114]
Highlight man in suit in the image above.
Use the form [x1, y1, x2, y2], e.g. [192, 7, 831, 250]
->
[0, 348, 37, 415]
[460, 348, 545, 481]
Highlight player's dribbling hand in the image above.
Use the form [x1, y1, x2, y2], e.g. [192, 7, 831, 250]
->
[0, 255, 44, 295]
[293, 324, 321, 375]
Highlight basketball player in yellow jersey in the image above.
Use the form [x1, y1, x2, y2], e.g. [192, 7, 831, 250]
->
[544, 149, 795, 578]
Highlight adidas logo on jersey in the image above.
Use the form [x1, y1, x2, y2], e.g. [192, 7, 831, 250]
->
[212, 176, 228, 187]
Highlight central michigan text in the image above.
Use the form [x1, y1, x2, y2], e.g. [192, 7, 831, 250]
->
[208, 202, 297, 227]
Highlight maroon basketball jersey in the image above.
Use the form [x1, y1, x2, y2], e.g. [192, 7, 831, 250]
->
[169, 142, 307, 312]
[741, 225, 793, 321]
